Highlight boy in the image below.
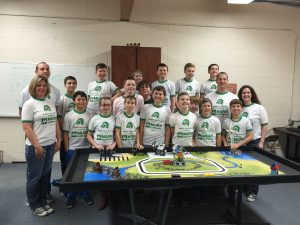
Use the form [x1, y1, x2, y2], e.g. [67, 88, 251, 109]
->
[169, 92, 197, 146]
[137, 80, 154, 105]
[175, 63, 200, 97]
[222, 99, 253, 150]
[113, 77, 144, 116]
[63, 91, 94, 208]
[87, 63, 121, 115]
[194, 98, 221, 147]
[189, 96, 200, 117]
[54, 76, 77, 182]
[132, 69, 143, 84]
[200, 63, 219, 99]
[140, 86, 171, 146]
[222, 99, 253, 204]
[115, 96, 143, 149]
[152, 63, 176, 113]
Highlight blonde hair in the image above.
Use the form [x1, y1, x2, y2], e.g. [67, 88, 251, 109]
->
[28, 75, 50, 98]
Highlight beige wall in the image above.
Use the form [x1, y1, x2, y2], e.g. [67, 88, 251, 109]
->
[0, 0, 299, 162]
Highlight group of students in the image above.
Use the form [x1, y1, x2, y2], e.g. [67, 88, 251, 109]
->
[19, 61, 268, 216]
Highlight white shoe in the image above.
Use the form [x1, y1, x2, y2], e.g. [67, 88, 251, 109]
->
[32, 207, 48, 217]
[43, 205, 55, 214]
[247, 193, 257, 202]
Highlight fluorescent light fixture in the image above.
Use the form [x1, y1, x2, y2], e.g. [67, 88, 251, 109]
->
[228, 0, 254, 4]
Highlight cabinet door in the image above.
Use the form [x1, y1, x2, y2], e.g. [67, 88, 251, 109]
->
[137, 47, 161, 84]
[111, 46, 136, 88]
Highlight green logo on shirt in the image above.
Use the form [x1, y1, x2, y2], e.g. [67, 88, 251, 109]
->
[186, 86, 192, 92]
[69, 102, 75, 109]
[44, 105, 51, 111]
[101, 122, 109, 128]
[151, 112, 159, 118]
[216, 99, 223, 104]
[242, 112, 248, 118]
[126, 122, 133, 129]
[211, 84, 217, 90]
[232, 125, 240, 132]
[182, 119, 190, 126]
[76, 118, 84, 125]
[201, 122, 209, 129]
[95, 86, 102, 91]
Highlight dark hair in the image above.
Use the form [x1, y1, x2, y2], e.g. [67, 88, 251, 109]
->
[64, 76, 77, 85]
[156, 63, 168, 71]
[190, 95, 200, 104]
[230, 99, 244, 107]
[184, 63, 195, 71]
[123, 76, 136, 86]
[199, 98, 212, 112]
[72, 91, 87, 101]
[35, 62, 49, 71]
[153, 86, 166, 96]
[124, 95, 137, 104]
[137, 80, 151, 91]
[216, 72, 228, 80]
[238, 85, 261, 104]
[177, 92, 189, 101]
[95, 63, 107, 71]
[208, 63, 219, 72]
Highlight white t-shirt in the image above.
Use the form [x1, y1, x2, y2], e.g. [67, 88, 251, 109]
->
[88, 114, 115, 145]
[87, 80, 119, 115]
[175, 78, 200, 96]
[113, 94, 144, 116]
[19, 83, 60, 108]
[206, 91, 239, 125]
[222, 116, 253, 145]
[194, 115, 221, 146]
[115, 112, 140, 147]
[21, 97, 57, 146]
[241, 103, 268, 140]
[57, 94, 74, 121]
[63, 109, 91, 149]
[200, 79, 217, 96]
[151, 80, 175, 108]
[140, 103, 171, 145]
[169, 111, 197, 146]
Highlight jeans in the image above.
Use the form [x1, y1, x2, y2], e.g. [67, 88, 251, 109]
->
[65, 149, 90, 200]
[25, 143, 55, 210]
[60, 141, 67, 176]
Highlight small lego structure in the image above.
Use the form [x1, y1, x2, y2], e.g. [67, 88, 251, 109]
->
[230, 149, 242, 156]
[112, 166, 121, 178]
[153, 142, 167, 156]
[163, 160, 172, 165]
[173, 150, 185, 166]
[92, 162, 102, 173]
[270, 162, 281, 175]
[239, 163, 243, 168]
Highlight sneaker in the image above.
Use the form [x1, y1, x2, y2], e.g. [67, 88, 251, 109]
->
[65, 198, 75, 209]
[32, 207, 48, 217]
[25, 201, 29, 207]
[42, 205, 54, 214]
[247, 193, 257, 202]
[82, 196, 94, 205]
[47, 193, 55, 204]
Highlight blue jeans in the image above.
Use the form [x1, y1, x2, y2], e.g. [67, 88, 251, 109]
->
[65, 150, 90, 200]
[25, 143, 55, 210]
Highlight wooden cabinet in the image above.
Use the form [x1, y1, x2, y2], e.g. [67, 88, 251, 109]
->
[111, 46, 161, 88]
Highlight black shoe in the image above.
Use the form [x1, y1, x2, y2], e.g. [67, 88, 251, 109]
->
[65, 198, 75, 209]
[82, 196, 94, 205]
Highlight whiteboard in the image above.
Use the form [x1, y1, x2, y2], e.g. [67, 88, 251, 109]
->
[0, 62, 96, 117]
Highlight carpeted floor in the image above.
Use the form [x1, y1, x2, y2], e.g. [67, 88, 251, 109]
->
[0, 162, 299, 225]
